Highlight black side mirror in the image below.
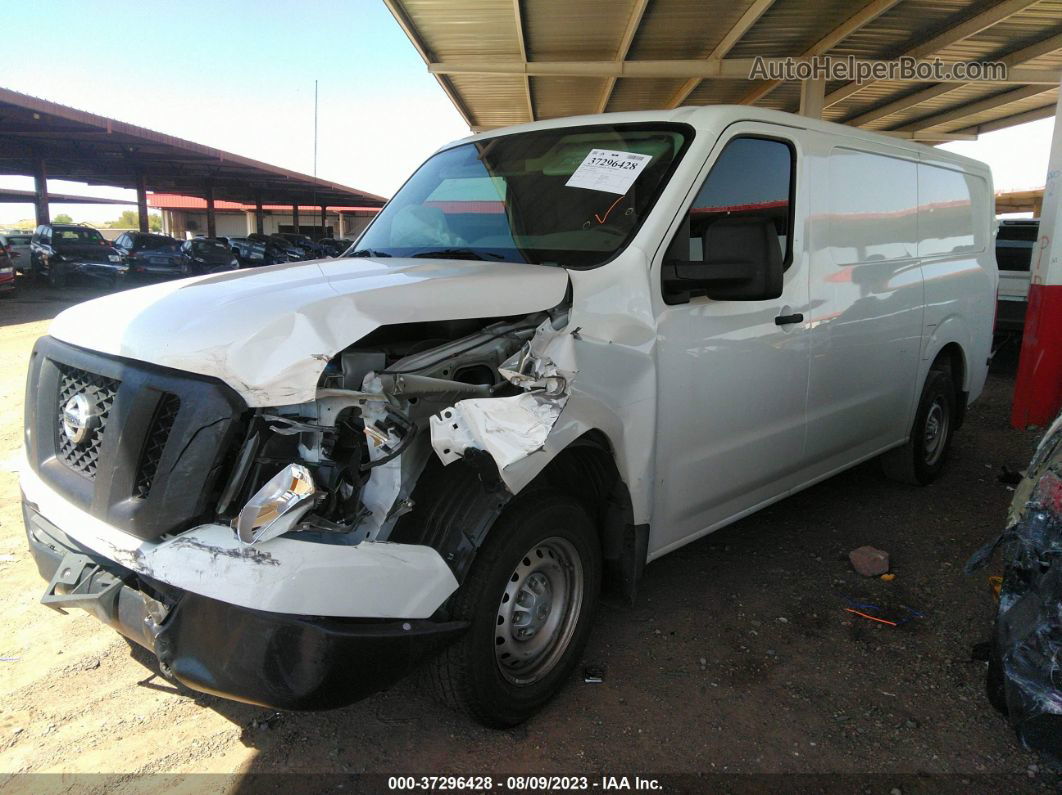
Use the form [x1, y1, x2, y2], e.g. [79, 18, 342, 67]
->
[663, 216, 784, 303]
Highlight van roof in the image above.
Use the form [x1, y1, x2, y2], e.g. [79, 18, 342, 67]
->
[447, 105, 989, 175]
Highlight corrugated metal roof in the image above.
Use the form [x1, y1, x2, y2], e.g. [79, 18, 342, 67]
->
[0, 87, 386, 206]
[388, 0, 1062, 141]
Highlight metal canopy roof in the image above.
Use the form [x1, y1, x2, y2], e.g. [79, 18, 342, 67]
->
[0, 87, 386, 207]
[0, 187, 132, 205]
[386, 0, 1062, 141]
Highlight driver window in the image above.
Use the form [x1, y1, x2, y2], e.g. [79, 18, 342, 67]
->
[687, 137, 794, 266]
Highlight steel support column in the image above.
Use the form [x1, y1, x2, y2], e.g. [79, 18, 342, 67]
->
[292, 203, 300, 234]
[321, 206, 327, 239]
[135, 172, 149, 233]
[205, 182, 216, 239]
[799, 79, 825, 119]
[255, 197, 264, 235]
[1013, 81, 1062, 427]
[32, 156, 49, 227]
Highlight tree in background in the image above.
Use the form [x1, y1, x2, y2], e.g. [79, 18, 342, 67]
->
[52, 213, 73, 224]
[105, 211, 162, 232]
[107, 210, 139, 229]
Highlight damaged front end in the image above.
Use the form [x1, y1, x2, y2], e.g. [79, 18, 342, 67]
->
[968, 412, 1062, 760]
[218, 307, 576, 554]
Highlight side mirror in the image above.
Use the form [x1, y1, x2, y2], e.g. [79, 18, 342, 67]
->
[662, 216, 784, 302]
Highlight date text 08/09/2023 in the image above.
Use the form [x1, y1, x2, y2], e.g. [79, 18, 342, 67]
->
[387, 775, 664, 791]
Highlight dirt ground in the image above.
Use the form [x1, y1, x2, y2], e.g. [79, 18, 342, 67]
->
[0, 276, 1053, 789]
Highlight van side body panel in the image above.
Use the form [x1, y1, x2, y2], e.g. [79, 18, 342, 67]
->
[803, 137, 925, 481]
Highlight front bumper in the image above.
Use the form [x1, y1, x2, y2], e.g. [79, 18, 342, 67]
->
[64, 260, 126, 281]
[24, 501, 467, 710]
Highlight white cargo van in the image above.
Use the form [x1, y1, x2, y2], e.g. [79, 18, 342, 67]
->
[22, 106, 995, 726]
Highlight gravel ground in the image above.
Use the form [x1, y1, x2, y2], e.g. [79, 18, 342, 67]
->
[0, 277, 1052, 791]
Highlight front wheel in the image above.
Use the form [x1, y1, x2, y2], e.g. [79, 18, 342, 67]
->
[424, 491, 601, 727]
[881, 369, 956, 485]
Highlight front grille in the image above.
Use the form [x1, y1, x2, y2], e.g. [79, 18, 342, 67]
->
[55, 365, 119, 478]
[134, 393, 180, 498]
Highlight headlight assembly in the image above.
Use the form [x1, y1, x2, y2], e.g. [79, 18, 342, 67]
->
[235, 463, 317, 544]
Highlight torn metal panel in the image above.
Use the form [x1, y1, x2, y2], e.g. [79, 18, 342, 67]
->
[431, 392, 568, 472]
[429, 317, 577, 484]
[48, 258, 569, 407]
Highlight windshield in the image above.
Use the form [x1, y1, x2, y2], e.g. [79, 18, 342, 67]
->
[191, 240, 230, 256]
[54, 228, 105, 244]
[350, 123, 693, 269]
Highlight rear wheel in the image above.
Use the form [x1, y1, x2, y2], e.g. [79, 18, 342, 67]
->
[882, 369, 956, 485]
[424, 491, 601, 727]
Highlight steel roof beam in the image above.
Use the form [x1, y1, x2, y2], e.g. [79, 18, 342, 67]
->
[847, 29, 1062, 127]
[895, 84, 1056, 132]
[738, 0, 902, 106]
[428, 59, 1060, 84]
[512, 0, 535, 122]
[666, 0, 776, 108]
[597, 0, 650, 114]
[824, 0, 1043, 109]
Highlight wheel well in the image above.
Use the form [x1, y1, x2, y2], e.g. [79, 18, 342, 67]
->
[529, 430, 647, 604]
[931, 342, 967, 429]
[392, 430, 648, 604]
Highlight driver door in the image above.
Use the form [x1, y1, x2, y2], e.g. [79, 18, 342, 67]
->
[651, 124, 811, 556]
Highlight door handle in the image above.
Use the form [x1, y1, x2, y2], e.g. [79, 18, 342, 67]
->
[775, 313, 804, 326]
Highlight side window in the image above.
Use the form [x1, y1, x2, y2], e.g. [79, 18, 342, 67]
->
[687, 136, 794, 266]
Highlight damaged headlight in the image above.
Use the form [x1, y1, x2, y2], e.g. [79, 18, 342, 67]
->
[235, 463, 317, 544]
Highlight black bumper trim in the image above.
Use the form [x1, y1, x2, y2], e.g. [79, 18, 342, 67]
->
[24, 500, 467, 710]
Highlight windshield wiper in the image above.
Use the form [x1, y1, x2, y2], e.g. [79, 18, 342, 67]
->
[348, 249, 392, 258]
[411, 248, 505, 261]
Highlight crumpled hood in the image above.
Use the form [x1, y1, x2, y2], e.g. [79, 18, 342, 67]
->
[49, 257, 570, 406]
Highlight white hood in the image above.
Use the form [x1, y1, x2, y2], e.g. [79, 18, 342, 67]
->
[49, 257, 570, 406]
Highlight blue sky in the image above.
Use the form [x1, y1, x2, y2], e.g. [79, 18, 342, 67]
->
[0, 0, 1054, 223]
[0, 0, 469, 222]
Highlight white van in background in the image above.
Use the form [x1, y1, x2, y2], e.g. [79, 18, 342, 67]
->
[22, 106, 995, 727]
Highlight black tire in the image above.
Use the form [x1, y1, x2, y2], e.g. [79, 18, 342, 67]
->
[47, 262, 66, 289]
[882, 369, 957, 485]
[423, 491, 601, 727]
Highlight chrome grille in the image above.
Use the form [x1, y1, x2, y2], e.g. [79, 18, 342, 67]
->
[55, 365, 119, 478]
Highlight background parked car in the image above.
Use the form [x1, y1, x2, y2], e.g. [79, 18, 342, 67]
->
[1, 231, 32, 273]
[229, 237, 286, 267]
[995, 218, 1037, 333]
[180, 238, 240, 274]
[248, 233, 303, 262]
[276, 232, 327, 259]
[113, 232, 190, 283]
[316, 238, 351, 257]
[0, 238, 16, 297]
[30, 224, 125, 288]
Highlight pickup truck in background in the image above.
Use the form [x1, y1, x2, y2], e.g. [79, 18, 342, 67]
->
[995, 218, 1038, 333]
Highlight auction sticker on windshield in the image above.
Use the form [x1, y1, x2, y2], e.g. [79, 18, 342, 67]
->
[565, 149, 652, 194]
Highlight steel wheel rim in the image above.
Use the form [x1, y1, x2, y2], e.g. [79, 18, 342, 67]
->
[923, 398, 949, 466]
[495, 536, 584, 685]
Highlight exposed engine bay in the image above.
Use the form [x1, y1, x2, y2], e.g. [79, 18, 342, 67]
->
[214, 307, 575, 547]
